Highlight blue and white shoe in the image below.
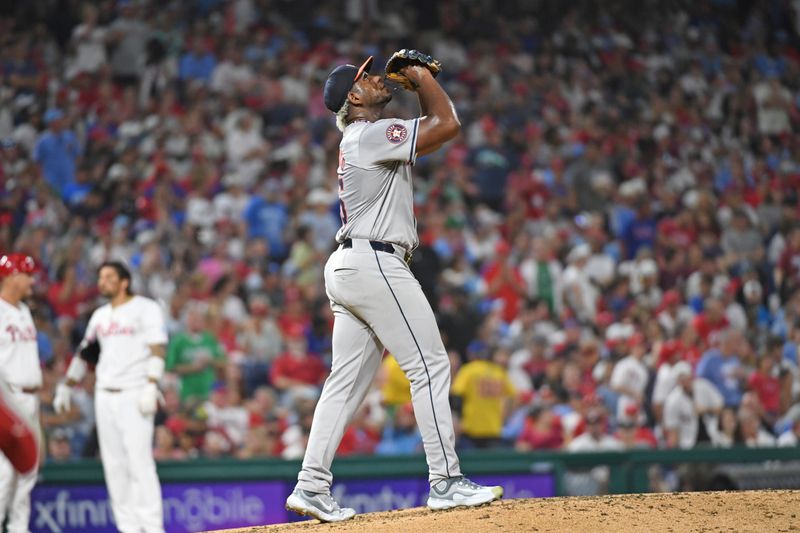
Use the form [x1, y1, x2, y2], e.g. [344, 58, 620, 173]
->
[285, 488, 356, 522]
[427, 476, 504, 510]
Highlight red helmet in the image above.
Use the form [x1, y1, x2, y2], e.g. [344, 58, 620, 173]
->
[0, 254, 37, 279]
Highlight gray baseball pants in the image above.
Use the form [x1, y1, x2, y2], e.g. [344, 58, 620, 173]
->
[296, 238, 461, 493]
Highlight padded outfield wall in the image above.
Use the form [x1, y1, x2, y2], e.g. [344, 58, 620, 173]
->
[33, 447, 800, 532]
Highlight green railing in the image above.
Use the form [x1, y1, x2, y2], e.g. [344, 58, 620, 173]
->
[40, 447, 800, 495]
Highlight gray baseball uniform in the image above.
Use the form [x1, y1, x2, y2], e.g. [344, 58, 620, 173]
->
[296, 117, 462, 494]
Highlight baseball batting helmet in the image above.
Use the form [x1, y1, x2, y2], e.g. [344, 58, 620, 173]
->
[0, 254, 36, 279]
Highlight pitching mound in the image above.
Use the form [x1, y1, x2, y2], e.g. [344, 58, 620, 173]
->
[210, 490, 799, 532]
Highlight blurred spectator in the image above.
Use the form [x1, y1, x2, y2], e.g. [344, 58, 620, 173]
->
[515, 403, 563, 451]
[519, 238, 563, 316]
[107, 1, 151, 85]
[451, 347, 516, 449]
[226, 112, 268, 190]
[712, 407, 739, 448]
[753, 76, 793, 136]
[622, 202, 657, 260]
[46, 428, 73, 464]
[33, 109, 80, 196]
[2, 39, 40, 98]
[651, 339, 683, 423]
[67, 4, 108, 80]
[562, 244, 598, 324]
[468, 126, 514, 211]
[696, 329, 746, 408]
[166, 304, 227, 404]
[614, 405, 657, 450]
[737, 408, 776, 448]
[481, 241, 527, 324]
[567, 409, 622, 452]
[721, 210, 765, 269]
[269, 325, 327, 403]
[236, 425, 278, 459]
[244, 180, 289, 260]
[210, 43, 254, 96]
[508, 333, 549, 393]
[283, 226, 321, 289]
[153, 426, 187, 461]
[201, 386, 249, 449]
[747, 353, 782, 426]
[179, 37, 217, 87]
[298, 189, 339, 254]
[438, 289, 484, 363]
[378, 354, 411, 409]
[281, 399, 316, 460]
[337, 405, 382, 456]
[610, 333, 650, 421]
[238, 293, 282, 390]
[46, 263, 95, 321]
[376, 402, 423, 455]
[663, 363, 724, 449]
[777, 418, 800, 447]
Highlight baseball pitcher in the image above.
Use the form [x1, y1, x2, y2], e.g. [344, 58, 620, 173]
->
[54, 261, 167, 533]
[285, 50, 503, 522]
[0, 253, 42, 533]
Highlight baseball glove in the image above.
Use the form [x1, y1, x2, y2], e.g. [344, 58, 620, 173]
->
[78, 338, 100, 365]
[385, 49, 442, 91]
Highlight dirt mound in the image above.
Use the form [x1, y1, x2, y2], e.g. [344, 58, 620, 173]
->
[209, 490, 799, 533]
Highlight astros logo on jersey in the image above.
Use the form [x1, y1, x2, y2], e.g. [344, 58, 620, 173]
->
[385, 123, 408, 144]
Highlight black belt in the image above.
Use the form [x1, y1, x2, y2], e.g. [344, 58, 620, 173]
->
[341, 238, 396, 254]
[12, 386, 40, 394]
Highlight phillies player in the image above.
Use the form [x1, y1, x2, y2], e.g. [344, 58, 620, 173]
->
[0, 253, 42, 533]
[285, 55, 502, 523]
[54, 261, 167, 533]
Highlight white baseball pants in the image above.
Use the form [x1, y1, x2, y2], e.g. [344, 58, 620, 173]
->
[95, 387, 164, 533]
[297, 240, 461, 494]
[0, 389, 39, 533]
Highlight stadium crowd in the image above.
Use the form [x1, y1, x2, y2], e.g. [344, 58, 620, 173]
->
[2, 0, 800, 472]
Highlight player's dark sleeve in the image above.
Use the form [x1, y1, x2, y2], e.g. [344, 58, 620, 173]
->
[450, 394, 463, 416]
[78, 338, 101, 365]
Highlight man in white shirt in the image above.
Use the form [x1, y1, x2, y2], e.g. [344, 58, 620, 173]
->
[225, 112, 268, 188]
[610, 333, 650, 421]
[568, 409, 624, 452]
[651, 339, 682, 423]
[738, 407, 776, 448]
[566, 409, 622, 495]
[0, 253, 42, 533]
[210, 44, 255, 96]
[562, 244, 598, 323]
[519, 237, 563, 316]
[55, 261, 168, 533]
[663, 362, 724, 449]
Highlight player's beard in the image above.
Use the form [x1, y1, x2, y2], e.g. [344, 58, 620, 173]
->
[99, 286, 117, 299]
[378, 87, 392, 105]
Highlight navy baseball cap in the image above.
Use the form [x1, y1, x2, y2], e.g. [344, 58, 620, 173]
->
[323, 56, 373, 112]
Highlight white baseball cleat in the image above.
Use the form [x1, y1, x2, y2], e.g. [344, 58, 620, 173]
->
[427, 476, 504, 510]
[285, 488, 357, 522]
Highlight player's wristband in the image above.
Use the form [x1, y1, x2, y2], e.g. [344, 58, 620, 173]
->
[146, 356, 165, 382]
[65, 357, 87, 383]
